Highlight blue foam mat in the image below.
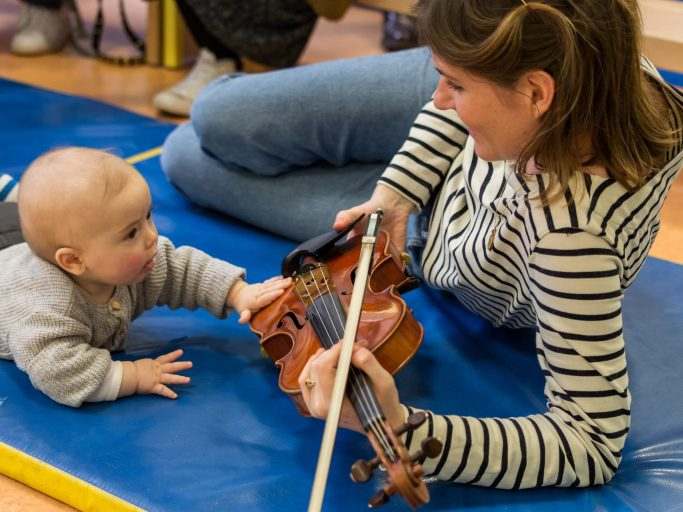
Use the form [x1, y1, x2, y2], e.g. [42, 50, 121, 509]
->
[1, 79, 682, 511]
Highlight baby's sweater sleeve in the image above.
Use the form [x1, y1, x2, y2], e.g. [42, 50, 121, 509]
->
[136, 236, 245, 318]
[9, 311, 112, 407]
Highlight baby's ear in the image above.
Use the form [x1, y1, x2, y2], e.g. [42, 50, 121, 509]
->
[54, 247, 85, 276]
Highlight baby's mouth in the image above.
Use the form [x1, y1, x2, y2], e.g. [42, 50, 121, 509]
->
[143, 253, 157, 271]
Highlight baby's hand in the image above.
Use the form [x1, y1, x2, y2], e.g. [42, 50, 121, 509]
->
[227, 276, 292, 324]
[134, 349, 193, 399]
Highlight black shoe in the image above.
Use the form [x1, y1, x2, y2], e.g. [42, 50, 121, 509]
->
[382, 12, 418, 52]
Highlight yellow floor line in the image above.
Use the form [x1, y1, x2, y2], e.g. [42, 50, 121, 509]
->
[125, 146, 162, 165]
[0, 442, 143, 512]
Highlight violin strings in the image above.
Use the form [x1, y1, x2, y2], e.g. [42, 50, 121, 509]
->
[316, 271, 397, 460]
[304, 273, 379, 432]
[318, 295, 395, 460]
[313, 275, 384, 429]
[302, 270, 391, 455]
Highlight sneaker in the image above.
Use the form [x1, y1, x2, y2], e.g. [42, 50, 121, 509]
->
[153, 48, 237, 117]
[10, 4, 70, 56]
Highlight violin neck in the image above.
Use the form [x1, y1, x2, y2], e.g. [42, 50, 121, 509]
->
[307, 292, 385, 431]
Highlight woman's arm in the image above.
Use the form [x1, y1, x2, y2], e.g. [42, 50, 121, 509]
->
[378, 100, 469, 211]
[334, 101, 469, 250]
[304, 230, 628, 488]
[404, 230, 627, 488]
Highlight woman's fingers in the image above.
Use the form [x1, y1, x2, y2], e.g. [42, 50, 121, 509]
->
[299, 347, 331, 418]
[297, 344, 386, 433]
[351, 345, 403, 429]
[333, 202, 374, 232]
[351, 346, 392, 385]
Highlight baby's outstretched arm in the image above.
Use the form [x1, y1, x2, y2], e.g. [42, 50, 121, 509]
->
[227, 276, 292, 324]
[118, 349, 193, 399]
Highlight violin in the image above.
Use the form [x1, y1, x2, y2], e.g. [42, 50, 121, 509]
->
[250, 218, 443, 508]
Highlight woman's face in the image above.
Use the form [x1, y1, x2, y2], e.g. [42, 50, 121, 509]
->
[431, 54, 542, 162]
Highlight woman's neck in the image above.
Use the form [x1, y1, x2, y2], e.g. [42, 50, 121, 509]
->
[524, 155, 608, 178]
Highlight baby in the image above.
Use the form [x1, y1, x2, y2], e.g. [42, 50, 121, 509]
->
[0, 147, 290, 407]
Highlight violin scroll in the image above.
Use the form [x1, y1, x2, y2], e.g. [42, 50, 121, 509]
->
[352, 412, 443, 509]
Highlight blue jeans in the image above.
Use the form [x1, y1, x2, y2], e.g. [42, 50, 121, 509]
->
[161, 47, 439, 241]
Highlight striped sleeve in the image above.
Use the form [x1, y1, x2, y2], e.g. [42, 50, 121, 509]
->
[378, 101, 468, 210]
[403, 230, 628, 488]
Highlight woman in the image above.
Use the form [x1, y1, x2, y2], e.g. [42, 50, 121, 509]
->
[162, 0, 683, 488]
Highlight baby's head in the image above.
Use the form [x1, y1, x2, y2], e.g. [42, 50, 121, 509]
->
[19, 147, 158, 286]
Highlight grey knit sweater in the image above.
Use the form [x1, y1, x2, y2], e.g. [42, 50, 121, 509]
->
[0, 236, 244, 407]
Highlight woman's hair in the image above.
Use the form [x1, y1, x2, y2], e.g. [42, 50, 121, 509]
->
[416, 0, 679, 199]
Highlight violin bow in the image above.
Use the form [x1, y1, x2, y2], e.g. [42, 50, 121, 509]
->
[307, 210, 384, 512]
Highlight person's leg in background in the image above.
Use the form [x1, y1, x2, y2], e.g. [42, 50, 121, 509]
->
[161, 48, 438, 240]
[153, 0, 242, 117]
[11, 0, 70, 56]
[154, 0, 318, 117]
[382, 11, 418, 52]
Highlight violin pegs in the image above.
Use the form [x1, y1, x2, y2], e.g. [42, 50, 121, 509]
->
[410, 436, 444, 464]
[393, 411, 428, 437]
[421, 437, 444, 459]
[350, 456, 380, 483]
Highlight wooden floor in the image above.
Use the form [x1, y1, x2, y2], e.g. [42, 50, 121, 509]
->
[0, 2, 681, 511]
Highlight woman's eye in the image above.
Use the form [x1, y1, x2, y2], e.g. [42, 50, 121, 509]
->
[127, 228, 138, 240]
[447, 82, 463, 91]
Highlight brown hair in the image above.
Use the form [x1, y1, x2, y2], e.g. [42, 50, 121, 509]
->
[416, 0, 679, 199]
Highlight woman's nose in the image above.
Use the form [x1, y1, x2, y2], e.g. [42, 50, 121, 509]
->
[432, 79, 452, 110]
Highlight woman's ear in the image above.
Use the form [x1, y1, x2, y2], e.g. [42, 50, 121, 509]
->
[522, 69, 555, 118]
[54, 247, 85, 276]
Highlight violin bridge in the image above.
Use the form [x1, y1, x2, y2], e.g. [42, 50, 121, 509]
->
[294, 264, 336, 306]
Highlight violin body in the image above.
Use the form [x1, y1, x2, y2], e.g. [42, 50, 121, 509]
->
[249, 230, 423, 416]
[250, 221, 442, 509]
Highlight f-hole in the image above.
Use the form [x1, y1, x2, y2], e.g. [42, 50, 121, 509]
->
[277, 311, 306, 330]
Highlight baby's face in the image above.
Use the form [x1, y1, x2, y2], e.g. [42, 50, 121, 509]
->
[79, 173, 158, 286]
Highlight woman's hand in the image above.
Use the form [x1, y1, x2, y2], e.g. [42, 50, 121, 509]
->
[333, 184, 416, 253]
[298, 342, 404, 434]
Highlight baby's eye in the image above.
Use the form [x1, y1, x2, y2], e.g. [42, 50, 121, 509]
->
[127, 228, 138, 240]
[146, 208, 153, 220]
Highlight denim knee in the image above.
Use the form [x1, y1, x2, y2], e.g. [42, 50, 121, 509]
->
[160, 123, 197, 193]
[190, 75, 278, 170]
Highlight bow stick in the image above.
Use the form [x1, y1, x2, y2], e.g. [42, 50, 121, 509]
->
[307, 210, 384, 512]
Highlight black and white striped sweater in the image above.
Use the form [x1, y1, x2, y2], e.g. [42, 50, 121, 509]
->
[378, 62, 683, 488]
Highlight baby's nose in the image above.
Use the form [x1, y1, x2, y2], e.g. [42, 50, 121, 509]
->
[145, 223, 158, 248]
